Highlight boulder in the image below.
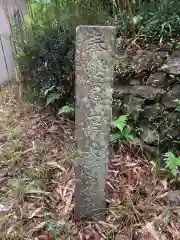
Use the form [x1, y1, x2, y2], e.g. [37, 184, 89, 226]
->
[162, 84, 180, 109]
[112, 98, 123, 119]
[141, 144, 159, 159]
[130, 79, 140, 86]
[114, 48, 180, 153]
[133, 50, 167, 72]
[159, 113, 180, 141]
[113, 86, 130, 99]
[130, 86, 165, 100]
[123, 95, 144, 114]
[139, 125, 159, 145]
[114, 54, 134, 84]
[160, 50, 180, 75]
[146, 72, 167, 87]
[171, 84, 180, 98]
[162, 95, 178, 109]
[114, 85, 165, 106]
[140, 104, 163, 122]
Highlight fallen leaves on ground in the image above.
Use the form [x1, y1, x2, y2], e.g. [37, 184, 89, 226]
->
[0, 84, 179, 239]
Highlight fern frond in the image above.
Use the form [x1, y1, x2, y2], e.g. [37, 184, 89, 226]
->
[111, 115, 128, 132]
[58, 105, 74, 114]
[163, 152, 180, 177]
[46, 92, 61, 105]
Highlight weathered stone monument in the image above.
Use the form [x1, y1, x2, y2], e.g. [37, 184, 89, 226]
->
[75, 25, 116, 220]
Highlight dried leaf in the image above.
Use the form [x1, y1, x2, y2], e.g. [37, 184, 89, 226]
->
[63, 193, 73, 214]
[0, 204, 12, 213]
[38, 230, 53, 240]
[29, 221, 45, 234]
[98, 221, 117, 230]
[28, 207, 43, 219]
[115, 234, 129, 240]
[144, 222, 161, 240]
[46, 161, 66, 172]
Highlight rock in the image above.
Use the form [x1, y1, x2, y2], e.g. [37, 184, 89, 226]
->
[114, 54, 134, 84]
[166, 190, 180, 205]
[142, 144, 159, 159]
[146, 72, 167, 87]
[140, 104, 163, 122]
[130, 86, 165, 100]
[113, 86, 130, 99]
[130, 79, 140, 86]
[167, 112, 180, 124]
[171, 84, 180, 98]
[133, 50, 167, 72]
[112, 98, 123, 118]
[162, 84, 180, 109]
[123, 95, 144, 114]
[140, 126, 159, 145]
[159, 113, 180, 140]
[162, 95, 177, 109]
[160, 50, 180, 75]
[115, 50, 167, 82]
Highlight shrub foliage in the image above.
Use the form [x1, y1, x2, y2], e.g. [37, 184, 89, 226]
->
[13, 0, 109, 106]
[13, 0, 180, 107]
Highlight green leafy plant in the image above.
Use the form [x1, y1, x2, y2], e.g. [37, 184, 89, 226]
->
[114, 0, 180, 40]
[110, 115, 135, 142]
[58, 104, 74, 115]
[45, 215, 57, 240]
[163, 152, 180, 177]
[12, 0, 110, 107]
[46, 92, 61, 105]
[174, 99, 180, 112]
[135, 0, 180, 40]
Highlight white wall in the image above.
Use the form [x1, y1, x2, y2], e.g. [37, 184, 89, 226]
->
[0, 0, 28, 84]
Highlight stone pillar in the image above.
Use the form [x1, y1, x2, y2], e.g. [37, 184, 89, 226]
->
[75, 25, 116, 220]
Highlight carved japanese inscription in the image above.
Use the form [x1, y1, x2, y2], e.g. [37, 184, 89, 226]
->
[75, 25, 116, 220]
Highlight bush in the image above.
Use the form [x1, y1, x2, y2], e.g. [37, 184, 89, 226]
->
[13, 0, 180, 108]
[115, 0, 180, 40]
[136, 0, 180, 40]
[13, 0, 110, 107]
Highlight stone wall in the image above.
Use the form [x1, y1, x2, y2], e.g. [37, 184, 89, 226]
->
[113, 43, 180, 155]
